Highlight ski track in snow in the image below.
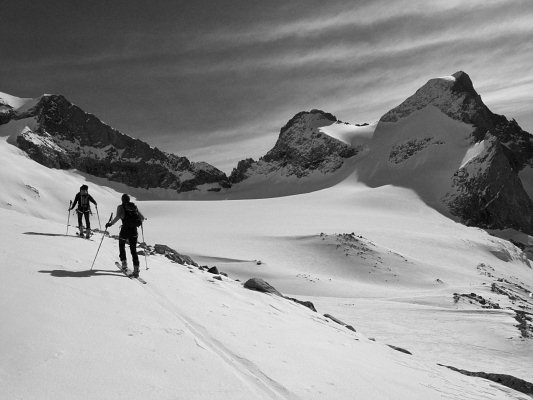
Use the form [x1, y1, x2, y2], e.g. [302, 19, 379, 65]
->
[141, 283, 298, 400]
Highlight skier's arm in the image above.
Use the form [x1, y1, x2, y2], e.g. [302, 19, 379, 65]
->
[70, 193, 80, 210]
[88, 194, 97, 206]
[137, 208, 146, 222]
[107, 205, 124, 227]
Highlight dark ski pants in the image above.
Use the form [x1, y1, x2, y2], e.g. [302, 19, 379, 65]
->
[77, 211, 91, 230]
[119, 227, 139, 267]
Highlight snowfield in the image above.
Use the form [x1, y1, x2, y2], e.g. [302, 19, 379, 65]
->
[1, 128, 532, 400]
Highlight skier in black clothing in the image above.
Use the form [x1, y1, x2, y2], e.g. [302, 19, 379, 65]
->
[69, 184, 97, 238]
[106, 194, 145, 278]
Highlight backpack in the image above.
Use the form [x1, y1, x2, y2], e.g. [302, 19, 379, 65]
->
[123, 202, 142, 228]
[79, 193, 90, 211]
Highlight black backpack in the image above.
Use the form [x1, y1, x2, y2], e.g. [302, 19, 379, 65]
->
[123, 202, 142, 228]
[79, 193, 90, 211]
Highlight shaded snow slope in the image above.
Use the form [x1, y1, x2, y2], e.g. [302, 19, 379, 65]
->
[355, 105, 474, 208]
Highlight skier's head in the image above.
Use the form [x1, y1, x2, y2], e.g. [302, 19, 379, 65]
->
[80, 184, 88, 194]
[121, 194, 130, 204]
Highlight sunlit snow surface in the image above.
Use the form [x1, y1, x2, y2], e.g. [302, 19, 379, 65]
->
[1, 123, 532, 399]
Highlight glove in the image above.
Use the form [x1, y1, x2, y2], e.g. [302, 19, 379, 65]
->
[105, 223, 111, 229]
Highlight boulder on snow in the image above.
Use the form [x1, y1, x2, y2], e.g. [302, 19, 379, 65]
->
[387, 344, 412, 355]
[324, 313, 356, 332]
[285, 297, 317, 312]
[243, 278, 317, 312]
[243, 278, 282, 296]
[207, 266, 220, 275]
[153, 244, 198, 266]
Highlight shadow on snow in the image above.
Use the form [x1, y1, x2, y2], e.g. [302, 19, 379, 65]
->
[38, 269, 123, 278]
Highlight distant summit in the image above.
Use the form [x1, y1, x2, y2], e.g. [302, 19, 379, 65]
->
[380, 71, 498, 138]
[230, 109, 360, 184]
[0, 92, 230, 194]
[363, 71, 533, 233]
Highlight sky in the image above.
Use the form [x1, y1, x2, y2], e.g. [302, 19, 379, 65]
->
[1, 0, 532, 173]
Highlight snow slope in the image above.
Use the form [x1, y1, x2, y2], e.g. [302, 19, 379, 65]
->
[355, 105, 475, 208]
[1, 132, 532, 399]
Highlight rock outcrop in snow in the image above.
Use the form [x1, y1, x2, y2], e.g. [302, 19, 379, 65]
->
[0, 93, 230, 193]
[229, 110, 359, 183]
[443, 135, 533, 232]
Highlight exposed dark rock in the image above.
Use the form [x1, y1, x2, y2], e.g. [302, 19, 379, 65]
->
[243, 278, 317, 312]
[514, 310, 533, 338]
[285, 297, 317, 312]
[207, 266, 220, 275]
[324, 313, 356, 332]
[229, 158, 256, 184]
[153, 244, 198, 266]
[386, 345, 412, 355]
[439, 364, 533, 397]
[243, 278, 283, 296]
[443, 135, 533, 234]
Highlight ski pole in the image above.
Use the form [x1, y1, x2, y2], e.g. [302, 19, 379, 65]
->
[66, 200, 72, 235]
[96, 205, 102, 230]
[141, 224, 149, 270]
[91, 213, 113, 270]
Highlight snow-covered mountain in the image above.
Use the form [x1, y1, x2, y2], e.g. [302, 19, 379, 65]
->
[1, 70, 532, 232]
[0, 92, 230, 194]
[356, 71, 533, 234]
[224, 72, 532, 234]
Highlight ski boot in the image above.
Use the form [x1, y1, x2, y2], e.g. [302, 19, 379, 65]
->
[132, 264, 140, 278]
[85, 229, 91, 239]
[78, 225, 84, 237]
[121, 260, 128, 271]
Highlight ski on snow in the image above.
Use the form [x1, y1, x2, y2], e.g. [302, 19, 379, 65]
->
[115, 262, 146, 284]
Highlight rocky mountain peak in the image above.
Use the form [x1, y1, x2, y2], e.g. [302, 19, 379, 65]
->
[451, 71, 476, 94]
[0, 91, 230, 195]
[380, 71, 500, 139]
[279, 109, 337, 136]
[229, 110, 358, 184]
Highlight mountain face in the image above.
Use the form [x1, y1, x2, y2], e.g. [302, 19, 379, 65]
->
[381, 71, 532, 169]
[0, 93, 230, 193]
[371, 71, 533, 233]
[229, 110, 359, 183]
[443, 135, 533, 232]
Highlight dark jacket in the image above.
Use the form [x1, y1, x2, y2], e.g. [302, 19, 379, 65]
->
[71, 192, 97, 213]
